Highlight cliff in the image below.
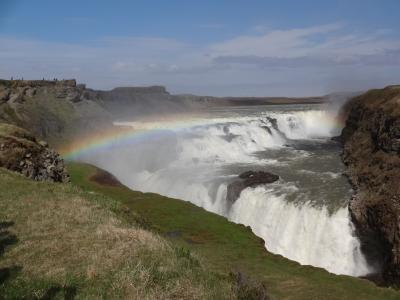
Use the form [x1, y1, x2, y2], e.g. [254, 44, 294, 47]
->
[0, 79, 112, 146]
[96, 85, 178, 117]
[0, 123, 69, 182]
[0, 79, 327, 144]
[339, 85, 400, 285]
[0, 80, 198, 143]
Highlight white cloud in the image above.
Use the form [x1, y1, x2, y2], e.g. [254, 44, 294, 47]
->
[0, 23, 400, 96]
[209, 23, 343, 57]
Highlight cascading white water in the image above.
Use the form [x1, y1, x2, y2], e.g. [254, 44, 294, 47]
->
[230, 186, 370, 276]
[270, 110, 338, 139]
[77, 105, 373, 276]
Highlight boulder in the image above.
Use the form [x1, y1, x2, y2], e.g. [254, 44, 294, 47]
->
[226, 171, 279, 203]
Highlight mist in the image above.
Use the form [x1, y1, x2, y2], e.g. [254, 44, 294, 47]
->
[68, 93, 374, 277]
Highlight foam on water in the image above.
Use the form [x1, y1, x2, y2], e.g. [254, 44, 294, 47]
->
[266, 110, 341, 139]
[230, 186, 371, 276]
[73, 106, 372, 276]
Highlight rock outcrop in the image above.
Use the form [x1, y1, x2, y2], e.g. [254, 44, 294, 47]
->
[339, 85, 400, 285]
[0, 123, 69, 182]
[0, 79, 112, 146]
[226, 171, 279, 203]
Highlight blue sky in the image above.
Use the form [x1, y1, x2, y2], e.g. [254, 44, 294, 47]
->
[0, 0, 399, 96]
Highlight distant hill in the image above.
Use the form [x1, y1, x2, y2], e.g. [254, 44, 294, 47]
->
[0, 79, 328, 145]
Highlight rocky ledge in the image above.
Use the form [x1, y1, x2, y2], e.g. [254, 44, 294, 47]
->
[339, 85, 400, 286]
[226, 171, 279, 203]
[0, 123, 69, 182]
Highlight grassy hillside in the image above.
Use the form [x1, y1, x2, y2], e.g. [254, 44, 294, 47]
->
[67, 163, 400, 300]
[0, 168, 249, 299]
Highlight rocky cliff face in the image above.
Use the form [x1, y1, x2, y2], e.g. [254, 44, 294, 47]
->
[0, 79, 112, 146]
[0, 123, 69, 182]
[0, 80, 199, 144]
[0, 79, 328, 146]
[96, 85, 179, 117]
[339, 86, 400, 285]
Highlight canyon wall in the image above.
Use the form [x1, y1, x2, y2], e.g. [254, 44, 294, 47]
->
[0, 79, 326, 146]
[340, 86, 400, 285]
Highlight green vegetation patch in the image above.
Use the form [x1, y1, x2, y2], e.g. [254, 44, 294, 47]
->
[0, 168, 244, 299]
[68, 162, 400, 300]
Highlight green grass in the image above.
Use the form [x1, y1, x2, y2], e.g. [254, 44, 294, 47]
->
[0, 167, 246, 299]
[67, 162, 400, 300]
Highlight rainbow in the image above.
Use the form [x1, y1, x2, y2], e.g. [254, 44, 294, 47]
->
[60, 114, 215, 160]
[61, 110, 345, 160]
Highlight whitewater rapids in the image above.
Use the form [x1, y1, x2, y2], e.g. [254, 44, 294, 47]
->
[77, 105, 373, 276]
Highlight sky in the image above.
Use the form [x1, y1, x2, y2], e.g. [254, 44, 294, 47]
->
[0, 0, 399, 96]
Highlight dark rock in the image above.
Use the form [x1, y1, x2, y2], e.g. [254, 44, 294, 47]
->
[339, 86, 400, 286]
[262, 126, 272, 135]
[266, 117, 279, 132]
[0, 123, 69, 183]
[331, 136, 342, 143]
[265, 117, 287, 139]
[227, 171, 279, 203]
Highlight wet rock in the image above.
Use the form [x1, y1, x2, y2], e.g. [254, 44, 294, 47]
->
[331, 136, 342, 143]
[226, 171, 279, 203]
[266, 117, 279, 131]
[265, 117, 287, 139]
